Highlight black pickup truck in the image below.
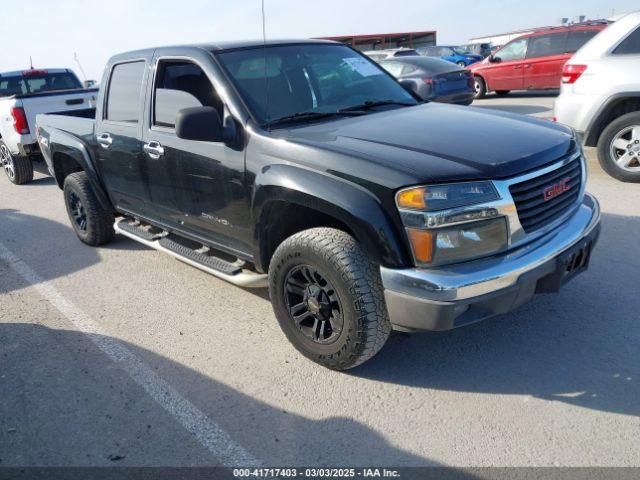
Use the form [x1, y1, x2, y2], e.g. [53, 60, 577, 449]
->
[36, 40, 601, 370]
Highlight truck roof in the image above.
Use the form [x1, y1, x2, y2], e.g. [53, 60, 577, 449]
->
[0, 68, 73, 77]
[109, 39, 340, 62]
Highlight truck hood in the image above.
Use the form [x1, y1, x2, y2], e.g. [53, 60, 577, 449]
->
[275, 102, 575, 185]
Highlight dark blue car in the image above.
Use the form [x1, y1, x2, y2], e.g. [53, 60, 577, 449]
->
[417, 45, 483, 67]
[380, 57, 476, 105]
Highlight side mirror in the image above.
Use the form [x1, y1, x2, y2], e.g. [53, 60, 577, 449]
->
[175, 106, 225, 142]
[490, 55, 501, 63]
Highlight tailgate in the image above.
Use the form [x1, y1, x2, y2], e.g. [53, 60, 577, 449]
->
[21, 90, 98, 133]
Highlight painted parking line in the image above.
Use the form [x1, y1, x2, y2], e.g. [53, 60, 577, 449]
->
[0, 241, 259, 467]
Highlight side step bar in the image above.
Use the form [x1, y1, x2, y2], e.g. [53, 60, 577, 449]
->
[114, 219, 268, 288]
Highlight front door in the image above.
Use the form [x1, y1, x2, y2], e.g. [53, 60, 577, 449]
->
[96, 59, 152, 217]
[487, 37, 528, 91]
[141, 55, 251, 256]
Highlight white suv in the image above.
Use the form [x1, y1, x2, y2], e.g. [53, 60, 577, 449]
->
[554, 11, 640, 182]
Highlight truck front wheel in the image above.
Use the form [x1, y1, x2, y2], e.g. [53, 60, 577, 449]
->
[63, 172, 114, 246]
[1, 141, 33, 185]
[268, 228, 391, 370]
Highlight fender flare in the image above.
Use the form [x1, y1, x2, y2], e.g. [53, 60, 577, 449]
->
[584, 92, 640, 147]
[252, 164, 411, 271]
[48, 128, 114, 211]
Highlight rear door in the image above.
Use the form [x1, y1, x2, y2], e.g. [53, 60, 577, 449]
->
[95, 58, 152, 216]
[486, 37, 528, 91]
[524, 32, 569, 89]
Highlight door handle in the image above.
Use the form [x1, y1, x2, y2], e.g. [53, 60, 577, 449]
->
[144, 141, 165, 159]
[513, 65, 523, 70]
[524, 64, 532, 69]
[97, 133, 113, 149]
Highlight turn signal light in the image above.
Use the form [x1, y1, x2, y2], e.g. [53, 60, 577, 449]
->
[397, 187, 427, 210]
[406, 228, 434, 263]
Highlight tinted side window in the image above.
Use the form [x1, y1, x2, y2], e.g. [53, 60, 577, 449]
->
[526, 33, 567, 58]
[153, 61, 222, 128]
[565, 30, 599, 53]
[496, 38, 528, 62]
[614, 26, 640, 54]
[106, 61, 145, 123]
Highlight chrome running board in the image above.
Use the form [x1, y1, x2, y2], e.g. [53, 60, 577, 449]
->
[114, 219, 268, 289]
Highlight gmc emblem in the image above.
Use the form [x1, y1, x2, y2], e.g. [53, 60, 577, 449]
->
[543, 178, 572, 201]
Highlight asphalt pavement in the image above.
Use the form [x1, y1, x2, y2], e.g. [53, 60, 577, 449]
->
[1, 94, 638, 469]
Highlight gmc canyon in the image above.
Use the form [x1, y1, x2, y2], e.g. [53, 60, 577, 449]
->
[0, 68, 97, 184]
[36, 40, 601, 370]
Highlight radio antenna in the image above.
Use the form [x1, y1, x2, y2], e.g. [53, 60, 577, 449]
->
[262, 0, 271, 129]
[29, 56, 34, 70]
[74, 52, 88, 81]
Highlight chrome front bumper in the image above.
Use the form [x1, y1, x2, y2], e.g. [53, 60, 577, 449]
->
[381, 194, 601, 332]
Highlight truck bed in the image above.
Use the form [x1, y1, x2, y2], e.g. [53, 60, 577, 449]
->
[36, 110, 96, 141]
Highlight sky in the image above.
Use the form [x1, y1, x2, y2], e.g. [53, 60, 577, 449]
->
[0, 0, 637, 81]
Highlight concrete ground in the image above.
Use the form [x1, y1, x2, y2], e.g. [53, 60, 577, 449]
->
[0, 93, 638, 469]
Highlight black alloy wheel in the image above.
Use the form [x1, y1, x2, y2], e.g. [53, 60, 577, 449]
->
[284, 264, 344, 345]
[67, 190, 88, 232]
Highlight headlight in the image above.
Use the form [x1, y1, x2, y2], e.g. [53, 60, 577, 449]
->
[397, 182, 499, 211]
[397, 182, 508, 266]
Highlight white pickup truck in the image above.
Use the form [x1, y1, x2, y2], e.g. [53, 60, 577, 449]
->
[0, 68, 98, 184]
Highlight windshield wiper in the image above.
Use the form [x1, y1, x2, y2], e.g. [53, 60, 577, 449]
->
[267, 110, 365, 128]
[338, 100, 417, 113]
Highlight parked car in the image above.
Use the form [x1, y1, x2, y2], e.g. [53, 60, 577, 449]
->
[364, 48, 419, 62]
[470, 22, 608, 98]
[380, 57, 475, 105]
[460, 43, 493, 58]
[417, 46, 483, 67]
[0, 68, 97, 184]
[555, 12, 640, 183]
[37, 40, 600, 370]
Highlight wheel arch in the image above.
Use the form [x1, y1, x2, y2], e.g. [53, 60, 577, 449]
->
[47, 129, 114, 212]
[585, 93, 640, 147]
[252, 164, 411, 273]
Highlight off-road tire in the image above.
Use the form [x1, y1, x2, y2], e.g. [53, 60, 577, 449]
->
[1, 141, 33, 185]
[474, 76, 487, 99]
[63, 172, 114, 246]
[597, 111, 640, 183]
[269, 228, 391, 370]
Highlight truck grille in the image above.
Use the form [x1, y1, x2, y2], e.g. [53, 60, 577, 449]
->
[509, 158, 582, 233]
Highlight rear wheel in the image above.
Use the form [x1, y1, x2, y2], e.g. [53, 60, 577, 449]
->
[474, 76, 487, 99]
[495, 90, 510, 96]
[268, 228, 391, 370]
[1, 141, 33, 185]
[597, 112, 640, 183]
[63, 171, 115, 245]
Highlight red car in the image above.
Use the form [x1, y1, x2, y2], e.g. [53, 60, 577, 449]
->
[470, 22, 607, 98]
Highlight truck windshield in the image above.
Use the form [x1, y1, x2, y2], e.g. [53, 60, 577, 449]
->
[215, 44, 418, 127]
[0, 71, 82, 97]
